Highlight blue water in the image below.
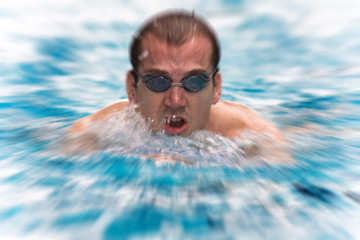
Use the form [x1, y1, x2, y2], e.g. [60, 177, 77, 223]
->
[1, 0, 360, 239]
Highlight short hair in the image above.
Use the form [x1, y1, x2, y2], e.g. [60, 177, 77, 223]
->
[130, 10, 221, 72]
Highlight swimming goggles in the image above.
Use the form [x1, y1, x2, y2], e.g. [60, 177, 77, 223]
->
[132, 67, 218, 93]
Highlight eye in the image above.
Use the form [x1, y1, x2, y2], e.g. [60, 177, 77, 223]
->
[147, 76, 171, 91]
[184, 76, 207, 91]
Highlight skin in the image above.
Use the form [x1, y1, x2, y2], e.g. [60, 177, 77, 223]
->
[127, 34, 221, 136]
[70, 34, 285, 143]
[70, 99, 284, 140]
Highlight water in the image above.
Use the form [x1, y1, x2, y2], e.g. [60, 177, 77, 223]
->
[1, 0, 360, 239]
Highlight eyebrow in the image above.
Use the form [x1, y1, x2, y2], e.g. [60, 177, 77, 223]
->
[144, 69, 169, 76]
[143, 68, 208, 77]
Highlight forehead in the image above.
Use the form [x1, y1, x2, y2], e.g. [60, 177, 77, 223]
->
[138, 33, 213, 72]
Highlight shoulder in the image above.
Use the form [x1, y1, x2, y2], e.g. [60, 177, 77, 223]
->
[69, 99, 130, 132]
[208, 100, 284, 140]
[211, 100, 254, 115]
[208, 100, 252, 135]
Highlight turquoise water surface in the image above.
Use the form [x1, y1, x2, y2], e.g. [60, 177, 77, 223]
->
[1, 0, 360, 239]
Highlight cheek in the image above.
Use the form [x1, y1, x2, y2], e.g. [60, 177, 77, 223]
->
[200, 89, 215, 106]
[135, 87, 152, 104]
[190, 92, 214, 113]
[136, 90, 164, 114]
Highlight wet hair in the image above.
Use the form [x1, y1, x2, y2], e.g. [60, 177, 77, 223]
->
[130, 10, 221, 73]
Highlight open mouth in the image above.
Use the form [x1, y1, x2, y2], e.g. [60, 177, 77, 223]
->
[168, 117, 185, 128]
[162, 115, 189, 135]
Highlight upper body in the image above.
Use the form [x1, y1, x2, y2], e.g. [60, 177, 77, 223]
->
[68, 10, 287, 161]
[70, 99, 284, 141]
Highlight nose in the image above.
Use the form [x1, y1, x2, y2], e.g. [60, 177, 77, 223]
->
[164, 86, 187, 109]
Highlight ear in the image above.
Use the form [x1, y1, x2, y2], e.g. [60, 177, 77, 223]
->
[212, 71, 222, 104]
[126, 70, 137, 104]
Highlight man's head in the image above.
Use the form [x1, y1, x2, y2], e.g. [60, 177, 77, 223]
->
[130, 10, 220, 74]
[126, 10, 222, 136]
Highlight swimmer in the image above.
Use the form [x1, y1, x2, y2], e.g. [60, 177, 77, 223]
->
[69, 10, 289, 162]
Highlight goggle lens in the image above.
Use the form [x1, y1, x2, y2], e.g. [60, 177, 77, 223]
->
[144, 74, 209, 92]
[145, 76, 172, 92]
[183, 75, 208, 92]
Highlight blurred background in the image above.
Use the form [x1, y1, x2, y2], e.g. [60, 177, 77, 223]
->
[0, 0, 359, 239]
[1, 0, 359, 114]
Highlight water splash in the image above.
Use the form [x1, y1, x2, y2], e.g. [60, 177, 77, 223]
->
[64, 105, 290, 166]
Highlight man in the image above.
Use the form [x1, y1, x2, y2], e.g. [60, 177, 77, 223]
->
[70, 10, 284, 145]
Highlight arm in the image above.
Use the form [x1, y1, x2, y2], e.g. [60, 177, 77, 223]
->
[64, 100, 130, 154]
[209, 100, 284, 139]
[69, 100, 131, 133]
[209, 100, 291, 163]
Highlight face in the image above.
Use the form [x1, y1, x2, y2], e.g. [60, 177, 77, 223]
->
[126, 34, 221, 136]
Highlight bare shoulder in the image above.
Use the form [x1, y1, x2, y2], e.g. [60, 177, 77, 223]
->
[212, 100, 254, 114]
[209, 100, 284, 140]
[69, 100, 130, 132]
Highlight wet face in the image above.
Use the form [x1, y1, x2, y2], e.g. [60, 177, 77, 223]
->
[126, 34, 221, 136]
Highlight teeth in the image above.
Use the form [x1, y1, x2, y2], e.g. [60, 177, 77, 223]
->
[162, 115, 185, 128]
[163, 115, 181, 124]
[170, 118, 181, 122]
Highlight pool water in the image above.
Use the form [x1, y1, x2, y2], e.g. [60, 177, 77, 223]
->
[1, 0, 360, 239]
